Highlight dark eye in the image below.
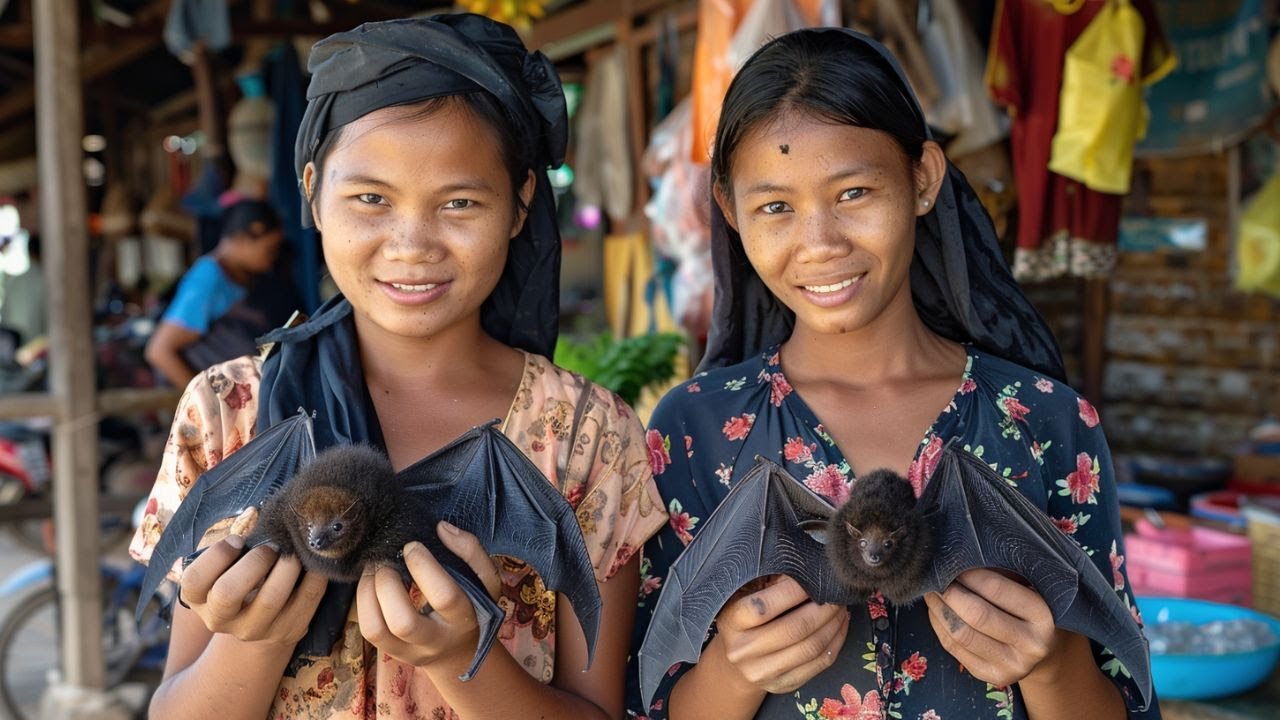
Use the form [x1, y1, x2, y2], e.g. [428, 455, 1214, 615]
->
[761, 201, 791, 215]
[839, 188, 867, 201]
[445, 199, 474, 210]
[883, 540, 893, 550]
[356, 193, 385, 205]
[331, 522, 343, 532]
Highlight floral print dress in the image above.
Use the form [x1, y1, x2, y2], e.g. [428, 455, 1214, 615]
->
[130, 352, 668, 719]
[626, 346, 1158, 720]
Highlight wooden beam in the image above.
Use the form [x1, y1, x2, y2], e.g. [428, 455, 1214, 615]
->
[528, 0, 684, 54]
[0, 37, 155, 124]
[35, 0, 107, 695]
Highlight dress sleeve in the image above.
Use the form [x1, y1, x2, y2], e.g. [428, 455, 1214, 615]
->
[568, 384, 668, 584]
[1036, 393, 1158, 716]
[624, 390, 711, 720]
[128, 356, 262, 582]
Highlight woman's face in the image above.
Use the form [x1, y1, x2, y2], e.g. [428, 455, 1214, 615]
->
[715, 110, 943, 337]
[305, 99, 532, 344]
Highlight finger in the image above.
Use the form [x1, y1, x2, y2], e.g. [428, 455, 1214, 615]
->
[281, 570, 329, 620]
[401, 541, 475, 627]
[356, 569, 392, 641]
[726, 601, 846, 662]
[940, 581, 1046, 650]
[200, 544, 278, 621]
[436, 521, 501, 600]
[736, 608, 849, 689]
[239, 554, 305, 626]
[720, 575, 812, 630]
[924, 591, 1009, 667]
[954, 569, 1052, 626]
[177, 534, 248, 606]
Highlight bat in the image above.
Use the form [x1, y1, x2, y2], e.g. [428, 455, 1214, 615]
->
[138, 411, 602, 681]
[822, 468, 932, 605]
[637, 448, 1152, 711]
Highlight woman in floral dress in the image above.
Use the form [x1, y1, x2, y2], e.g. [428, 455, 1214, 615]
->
[129, 14, 666, 720]
[626, 29, 1157, 720]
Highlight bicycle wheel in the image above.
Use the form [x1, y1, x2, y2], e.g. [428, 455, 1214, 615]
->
[0, 585, 58, 720]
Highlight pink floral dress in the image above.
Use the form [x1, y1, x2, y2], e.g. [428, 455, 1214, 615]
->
[627, 347, 1157, 719]
[130, 351, 668, 718]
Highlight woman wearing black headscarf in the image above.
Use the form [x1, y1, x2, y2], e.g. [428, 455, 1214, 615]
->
[626, 29, 1156, 720]
[130, 15, 666, 719]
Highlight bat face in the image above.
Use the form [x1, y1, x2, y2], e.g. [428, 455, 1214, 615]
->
[847, 523, 905, 568]
[293, 485, 366, 560]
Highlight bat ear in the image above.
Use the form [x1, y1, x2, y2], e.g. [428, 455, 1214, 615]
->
[846, 523, 860, 538]
[890, 526, 908, 539]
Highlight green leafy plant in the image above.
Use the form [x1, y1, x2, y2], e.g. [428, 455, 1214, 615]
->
[554, 331, 685, 406]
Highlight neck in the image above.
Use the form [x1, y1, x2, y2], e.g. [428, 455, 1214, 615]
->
[780, 289, 963, 388]
[211, 248, 252, 286]
[353, 312, 513, 391]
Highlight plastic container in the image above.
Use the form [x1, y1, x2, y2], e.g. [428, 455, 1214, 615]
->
[1136, 596, 1280, 700]
[1124, 518, 1253, 606]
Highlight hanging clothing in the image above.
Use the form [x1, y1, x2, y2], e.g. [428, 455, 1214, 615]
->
[986, 0, 1174, 281]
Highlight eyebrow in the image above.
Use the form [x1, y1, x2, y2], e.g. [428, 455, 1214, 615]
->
[741, 164, 879, 197]
[333, 174, 499, 194]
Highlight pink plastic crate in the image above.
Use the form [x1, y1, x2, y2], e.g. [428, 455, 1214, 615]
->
[1124, 518, 1253, 605]
[1124, 518, 1252, 574]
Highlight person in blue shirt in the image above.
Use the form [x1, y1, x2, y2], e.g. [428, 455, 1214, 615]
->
[626, 28, 1157, 720]
[144, 199, 287, 386]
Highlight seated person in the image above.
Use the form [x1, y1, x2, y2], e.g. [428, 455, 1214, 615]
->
[145, 199, 291, 387]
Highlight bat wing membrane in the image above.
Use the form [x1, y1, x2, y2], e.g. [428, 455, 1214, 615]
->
[136, 410, 316, 624]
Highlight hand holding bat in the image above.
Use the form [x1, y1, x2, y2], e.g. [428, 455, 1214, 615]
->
[356, 524, 504, 672]
[176, 533, 329, 647]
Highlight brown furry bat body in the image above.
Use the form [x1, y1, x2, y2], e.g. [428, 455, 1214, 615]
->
[827, 468, 933, 605]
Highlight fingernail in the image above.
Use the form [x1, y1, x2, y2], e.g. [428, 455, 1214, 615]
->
[439, 521, 459, 535]
[225, 534, 245, 550]
[405, 541, 426, 556]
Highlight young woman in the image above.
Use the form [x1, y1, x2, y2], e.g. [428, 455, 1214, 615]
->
[130, 15, 666, 720]
[626, 28, 1156, 720]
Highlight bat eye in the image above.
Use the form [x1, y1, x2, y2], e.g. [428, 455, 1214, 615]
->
[858, 539, 868, 549]
[883, 540, 893, 550]
[331, 522, 344, 533]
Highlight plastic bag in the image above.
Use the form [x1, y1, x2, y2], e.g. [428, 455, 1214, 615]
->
[1236, 169, 1280, 298]
[1048, 0, 1148, 195]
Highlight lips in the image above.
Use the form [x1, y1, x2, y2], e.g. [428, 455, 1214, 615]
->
[387, 281, 438, 292]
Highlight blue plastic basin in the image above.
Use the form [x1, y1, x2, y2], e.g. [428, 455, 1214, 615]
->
[1136, 596, 1280, 701]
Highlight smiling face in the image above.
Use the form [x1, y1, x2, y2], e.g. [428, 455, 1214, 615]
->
[304, 98, 534, 346]
[715, 110, 943, 338]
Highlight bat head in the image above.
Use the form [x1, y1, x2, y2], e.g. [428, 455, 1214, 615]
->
[847, 523, 905, 567]
[292, 484, 367, 560]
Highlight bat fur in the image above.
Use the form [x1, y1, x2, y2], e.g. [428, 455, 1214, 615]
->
[827, 469, 933, 605]
[251, 444, 420, 581]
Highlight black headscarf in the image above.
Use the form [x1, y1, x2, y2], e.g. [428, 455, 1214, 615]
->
[254, 13, 568, 657]
[700, 28, 1066, 382]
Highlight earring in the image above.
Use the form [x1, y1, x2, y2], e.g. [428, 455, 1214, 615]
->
[921, 198, 931, 209]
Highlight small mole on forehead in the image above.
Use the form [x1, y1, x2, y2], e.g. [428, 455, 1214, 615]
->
[779, 144, 790, 154]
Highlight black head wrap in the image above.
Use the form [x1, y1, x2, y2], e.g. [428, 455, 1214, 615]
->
[253, 14, 568, 657]
[700, 28, 1066, 382]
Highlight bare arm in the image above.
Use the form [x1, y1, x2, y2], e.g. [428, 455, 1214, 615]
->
[144, 320, 200, 388]
[667, 577, 849, 720]
[147, 536, 328, 720]
[924, 569, 1125, 720]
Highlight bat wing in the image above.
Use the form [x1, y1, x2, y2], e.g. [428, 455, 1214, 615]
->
[637, 456, 856, 708]
[919, 447, 1152, 710]
[136, 410, 316, 624]
[395, 420, 600, 674]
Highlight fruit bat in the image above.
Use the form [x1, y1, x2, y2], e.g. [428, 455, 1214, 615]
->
[637, 447, 1152, 711]
[138, 410, 602, 681]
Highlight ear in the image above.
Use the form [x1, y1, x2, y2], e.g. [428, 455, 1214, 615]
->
[845, 522, 860, 538]
[890, 526, 908, 539]
[914, 140, 947, 217]
[510, 170, 536, 239]
[712, 181, 740, 233]
[301, 162, 322, 231]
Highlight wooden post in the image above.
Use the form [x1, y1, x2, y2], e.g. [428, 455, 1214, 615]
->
[34, 0, 108, 701]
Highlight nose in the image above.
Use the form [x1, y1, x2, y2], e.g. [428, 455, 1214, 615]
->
[381, 214, 446, 264]
[308, 528, 333, 551]
[794, 208, 851, 264]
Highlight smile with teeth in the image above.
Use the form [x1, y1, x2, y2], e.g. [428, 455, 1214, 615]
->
[389, 282, 438, 292]
[803, 275, 862, 294]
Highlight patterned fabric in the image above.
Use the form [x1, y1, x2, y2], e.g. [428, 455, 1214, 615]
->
[130, 351, 668, 719]
[626, 346, 1157, 719]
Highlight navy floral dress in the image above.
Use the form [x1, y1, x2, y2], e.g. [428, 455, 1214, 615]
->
[626, 346, 1158, 720]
